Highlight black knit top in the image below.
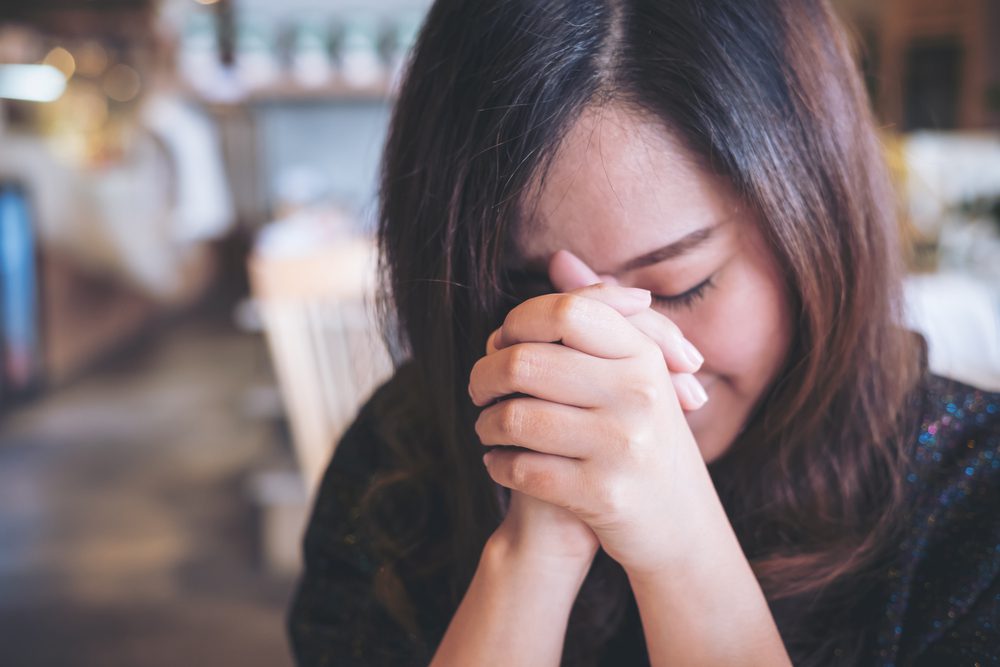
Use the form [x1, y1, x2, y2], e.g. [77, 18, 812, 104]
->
[288, 361, 1000, 666]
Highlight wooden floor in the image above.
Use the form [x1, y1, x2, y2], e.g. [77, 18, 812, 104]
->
[0, 317, 298, 667]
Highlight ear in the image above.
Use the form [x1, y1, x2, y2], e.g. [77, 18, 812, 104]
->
[548, 249, 602, 292]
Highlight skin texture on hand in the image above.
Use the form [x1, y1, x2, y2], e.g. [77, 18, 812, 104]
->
[548, 249, 708, 409]
[472, 250, 712, 575]
[469, 250, 791, 666]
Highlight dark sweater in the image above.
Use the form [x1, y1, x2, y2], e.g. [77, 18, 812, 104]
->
[288, 362, 1000, 666]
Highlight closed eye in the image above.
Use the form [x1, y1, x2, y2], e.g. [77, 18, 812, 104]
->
[651, 276, 715, 310]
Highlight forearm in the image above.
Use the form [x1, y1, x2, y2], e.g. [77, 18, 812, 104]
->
[430, 533, 593, 666]
[627, 478, 791, 666]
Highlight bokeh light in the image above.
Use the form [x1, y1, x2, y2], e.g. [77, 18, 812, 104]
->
[73, 41, 109, 78]
[102, 63, 141, 103]
[43, 46, 76, 80]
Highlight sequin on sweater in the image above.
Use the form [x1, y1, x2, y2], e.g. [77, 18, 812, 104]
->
[872, 373, 1000, 666]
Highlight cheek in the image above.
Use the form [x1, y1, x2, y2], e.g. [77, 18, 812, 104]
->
[684, 259, 792, 397]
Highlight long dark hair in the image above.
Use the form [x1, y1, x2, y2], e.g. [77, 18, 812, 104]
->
[372, 1, 921, 664]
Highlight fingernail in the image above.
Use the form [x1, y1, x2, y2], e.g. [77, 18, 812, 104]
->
[678, 374, 708, 408]
[626, 287, 651, 304]
[691, 378, 708, 406]
[597, 274, 620, 286]
[681, 338, 704, 368]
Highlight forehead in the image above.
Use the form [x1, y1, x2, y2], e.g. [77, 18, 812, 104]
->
[513, 105, 739, 275]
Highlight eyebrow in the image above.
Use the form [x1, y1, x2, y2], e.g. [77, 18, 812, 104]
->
[507, 223, 719, 287]
[616, 224, 717, 273]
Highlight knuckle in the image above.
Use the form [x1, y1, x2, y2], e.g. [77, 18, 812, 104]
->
[496, 401, 524, 439]
[593, 477, 629, 517]
[508, 454, 534, 488]
[504, 346, 535, 383]
[626, 379, 661, 407]
[610, 426, 642, 457]
[511, 458, 554, 495]
[551, 293, 585, 327]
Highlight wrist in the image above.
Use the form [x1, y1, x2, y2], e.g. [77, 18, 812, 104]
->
[430, 515, 595, 665]
[485, 527, 597, 582]
[622, 467, 736, 582]
[623, 514, 790, 667]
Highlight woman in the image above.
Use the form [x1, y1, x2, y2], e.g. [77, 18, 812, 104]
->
[289, 1, 1000, 665]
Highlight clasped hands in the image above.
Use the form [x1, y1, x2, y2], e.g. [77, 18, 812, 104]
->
[469, 249, 715, 577]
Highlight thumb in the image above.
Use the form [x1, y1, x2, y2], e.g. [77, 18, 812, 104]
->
[548, 249, 601, 292]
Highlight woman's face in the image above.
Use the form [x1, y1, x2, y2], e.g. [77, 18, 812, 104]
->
[513, 105, 794, 463]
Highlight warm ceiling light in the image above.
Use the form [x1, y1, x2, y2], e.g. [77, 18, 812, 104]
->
[0, 64, 67, 102]
[43, 47, 76, 79]
[74, 41, 108, 77]
[194, 0, 221, 5]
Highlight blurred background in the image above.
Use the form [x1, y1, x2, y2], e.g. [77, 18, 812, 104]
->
[0, 0, 996, 665]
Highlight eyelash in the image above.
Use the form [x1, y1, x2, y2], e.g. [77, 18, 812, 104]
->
[650, 276, 716, 310]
